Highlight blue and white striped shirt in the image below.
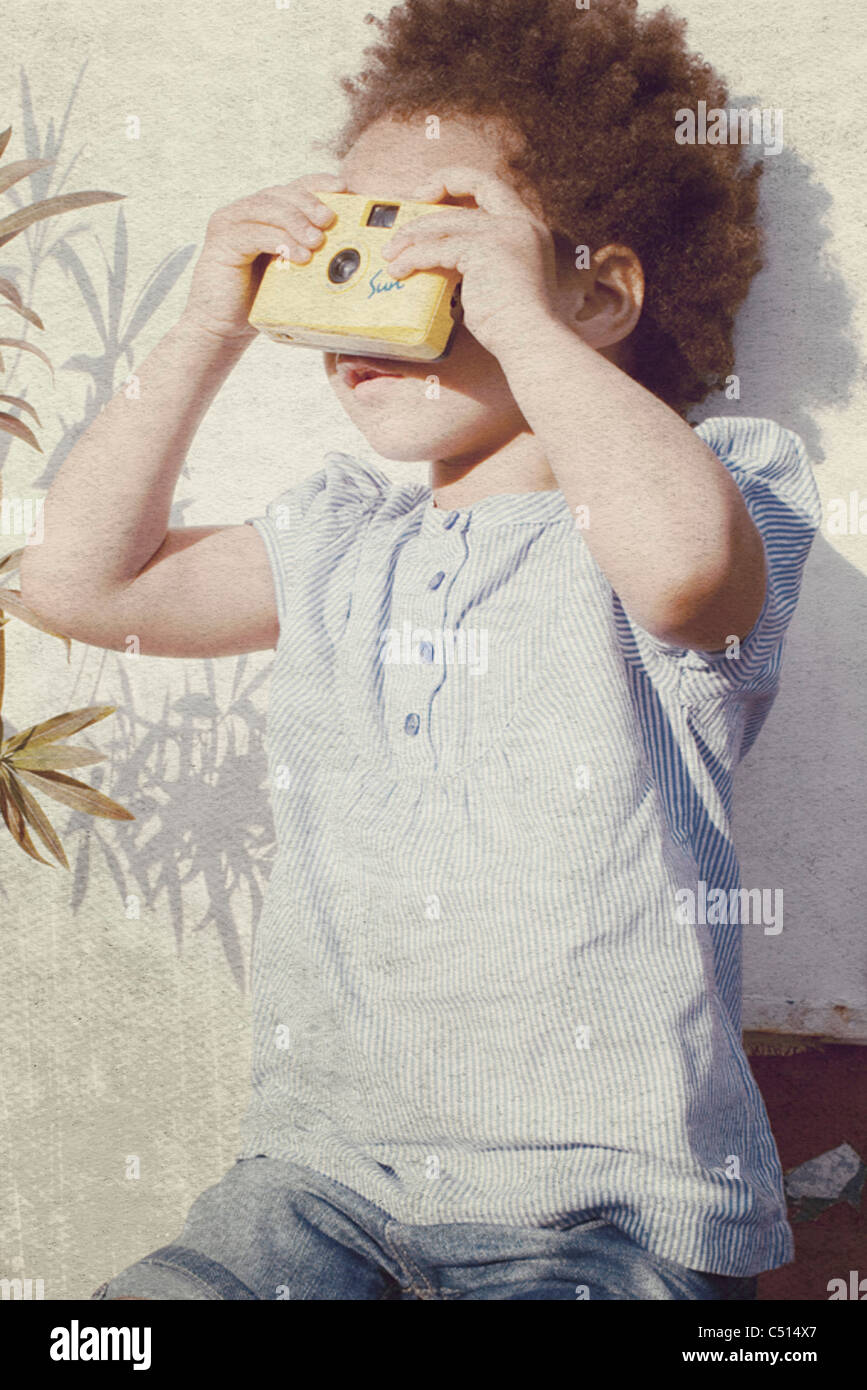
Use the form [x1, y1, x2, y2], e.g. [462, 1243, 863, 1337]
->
[240, 415, 821, 1276]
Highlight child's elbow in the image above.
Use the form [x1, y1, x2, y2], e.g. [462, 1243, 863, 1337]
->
[644, 554, 767, 651]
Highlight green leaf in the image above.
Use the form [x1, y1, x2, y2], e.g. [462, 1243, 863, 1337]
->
[14, 766, 135, 821]
[0, 589, 71, 655]
[0, 413, 42, 451]
[0, 190, 125, 249]
[0, 394, 41, 426]
[10, 743, 106, 771]
[0, 276, 23, 309]
[0, 157, 55, 197]
[0, 338, 53, 379]
[0, 765, 55, 865]
[0, 299, 44, 330]
[2, 704, 117, 754]
[3, 766, 69, 868]
[0, 547, 24, 577]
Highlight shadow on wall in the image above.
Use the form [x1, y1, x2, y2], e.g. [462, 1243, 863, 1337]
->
[690, 134, 864, 1037]
[735, 532, 867, 1039]
[692, 136, 860, 459]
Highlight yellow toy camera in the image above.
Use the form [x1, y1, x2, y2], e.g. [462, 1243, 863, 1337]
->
[247, 192, 463, 361]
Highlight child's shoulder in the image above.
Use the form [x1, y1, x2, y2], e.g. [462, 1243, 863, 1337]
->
[693, 415, 821, 527]
[314, 450, 398, 502]
[263, 451, 425, 530]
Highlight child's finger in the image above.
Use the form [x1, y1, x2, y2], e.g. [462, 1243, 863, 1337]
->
[225, 198, 329, 254]
[214, 218, 317, 264]
[293, 173, 347, 224]
[387, 238, 464, 278]
[233, 178, 344, 230]
[295, 171, 347, 192]
[414, 166, 529, 217]
[271, 241, 314, 264]
[234, 192, 330, 240]
[271, 187, 340, 228]
[383, 209, 479, 256]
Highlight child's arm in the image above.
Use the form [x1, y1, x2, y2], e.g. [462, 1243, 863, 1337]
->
[494, 311, 767, 652]
[386, 166, 767, 653]
[19, 172, 346, 658]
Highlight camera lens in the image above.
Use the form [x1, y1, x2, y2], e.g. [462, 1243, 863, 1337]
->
[328, 248, 361, 284]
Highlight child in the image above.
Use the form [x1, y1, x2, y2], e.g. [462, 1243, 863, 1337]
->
[23, 0, 820, 1300]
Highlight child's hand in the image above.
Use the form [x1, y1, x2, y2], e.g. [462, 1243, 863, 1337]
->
[180, 173, 346, 341]
[382, 167, 562, 357]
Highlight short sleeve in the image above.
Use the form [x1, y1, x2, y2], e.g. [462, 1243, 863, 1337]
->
[623, 416, 822, 701]
[243, 451, 392, 631]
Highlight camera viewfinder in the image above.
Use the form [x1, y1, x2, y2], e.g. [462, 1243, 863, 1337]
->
[366, 203, 400, 228]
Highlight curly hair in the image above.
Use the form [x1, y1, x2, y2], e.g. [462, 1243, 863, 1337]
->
[326, 0, 765, 416]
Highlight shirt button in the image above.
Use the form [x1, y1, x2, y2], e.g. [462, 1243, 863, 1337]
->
[419, 641, 435, 663]
[404, 713, 420, 736]
[429, 571, 446, 590]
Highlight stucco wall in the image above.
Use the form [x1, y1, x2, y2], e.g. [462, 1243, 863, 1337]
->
[0, 0, 863, 1299]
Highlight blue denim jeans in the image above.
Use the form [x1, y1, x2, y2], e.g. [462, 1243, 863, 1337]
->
[90, 1155, 758, 1301]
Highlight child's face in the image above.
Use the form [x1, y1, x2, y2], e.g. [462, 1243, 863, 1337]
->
[323, 114, 555, 465]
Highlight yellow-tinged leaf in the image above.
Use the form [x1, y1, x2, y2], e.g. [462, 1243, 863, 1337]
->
[0, 581, 71, 656]
[0, 300, 44, 330]
[0, 277, 24, 309]
[0, 191, 125, 247]
[0, 413, 41, 451]
[14, 766, 135, 821]
[0, 158, 55, 197]
[0, 281, 44, 331]
[0, 395, 41, 426]
[10, 743, 106, 771]
[2, 766, 68, 868]
[0, 589, 72, 651]
[0, 766, 55, 865]
[2, 704, 116, 754]
[0, 547, 24, 577]
[0, 339, 53, 380]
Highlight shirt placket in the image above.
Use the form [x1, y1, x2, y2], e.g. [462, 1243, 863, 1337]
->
[385, 509, 469, 772]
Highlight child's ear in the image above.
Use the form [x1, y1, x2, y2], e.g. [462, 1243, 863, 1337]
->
[558, 243, 644, 350]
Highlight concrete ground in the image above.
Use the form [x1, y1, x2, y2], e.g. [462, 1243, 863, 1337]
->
[744, 1040, 866, 1301]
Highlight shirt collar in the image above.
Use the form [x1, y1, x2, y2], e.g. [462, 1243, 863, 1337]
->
[418, 484, 573, 536]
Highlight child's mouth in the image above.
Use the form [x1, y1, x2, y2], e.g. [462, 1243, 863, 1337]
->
[337, 356, 407, 391]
